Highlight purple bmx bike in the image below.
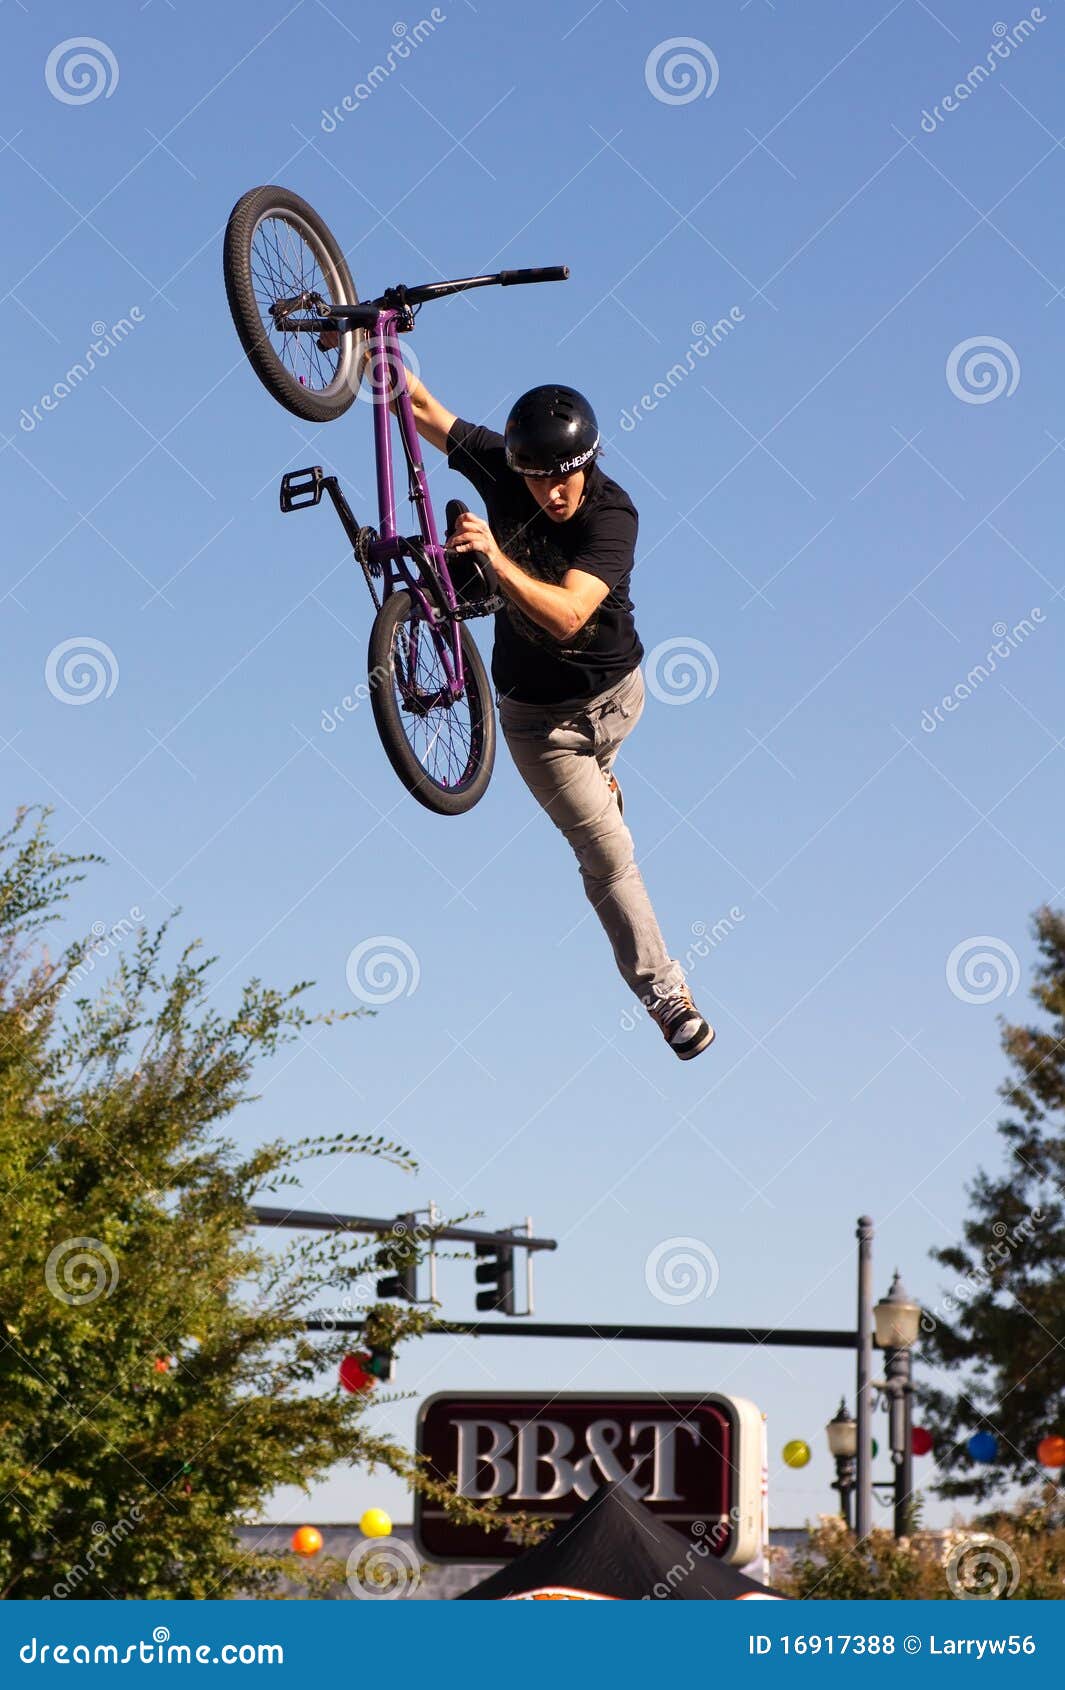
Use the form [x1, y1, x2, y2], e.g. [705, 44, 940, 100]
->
[223, 184, 569, 816]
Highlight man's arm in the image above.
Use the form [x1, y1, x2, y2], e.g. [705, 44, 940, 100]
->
[496, 560, 609, 642]
[449, 512, 608, 642]
[401, 369, 457, 454]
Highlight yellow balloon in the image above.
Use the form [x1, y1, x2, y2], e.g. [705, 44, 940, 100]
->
[782, 1439, 811, 1469]
[360, 1507, 392, 1538]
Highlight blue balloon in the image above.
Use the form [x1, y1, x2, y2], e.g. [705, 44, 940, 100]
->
[968, 1431, 998, 1464]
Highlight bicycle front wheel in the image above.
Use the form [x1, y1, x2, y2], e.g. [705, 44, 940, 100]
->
[368, 592, 496, 815]
[223, 185, 361, 423]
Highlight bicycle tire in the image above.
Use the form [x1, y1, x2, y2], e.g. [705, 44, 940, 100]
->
[368, 592, 496, 815]
[223, 184, 360, 424]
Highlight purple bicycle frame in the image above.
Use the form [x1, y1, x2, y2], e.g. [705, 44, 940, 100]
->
[362, 309, 466, 699]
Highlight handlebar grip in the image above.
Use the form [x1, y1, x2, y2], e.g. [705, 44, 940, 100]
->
[498, 266, 570, 286]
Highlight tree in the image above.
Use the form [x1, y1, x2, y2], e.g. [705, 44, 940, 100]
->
[919, 905, 1065, 1501]
[0, 809, 521, 1599]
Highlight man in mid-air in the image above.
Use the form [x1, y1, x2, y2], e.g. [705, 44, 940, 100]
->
[405, 373, 715, 1061]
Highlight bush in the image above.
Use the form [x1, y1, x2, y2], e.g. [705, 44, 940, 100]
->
[779, 1499, 1065, 1600]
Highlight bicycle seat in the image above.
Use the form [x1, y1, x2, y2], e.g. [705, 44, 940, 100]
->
[445, 500, 499, 607]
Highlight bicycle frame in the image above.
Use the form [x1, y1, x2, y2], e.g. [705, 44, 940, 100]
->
[361, 307, 468, 700]
[275, 259, 567, 709]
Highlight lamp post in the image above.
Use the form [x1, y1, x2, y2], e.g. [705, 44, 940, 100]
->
[873, 1271, 921, 1537]
[826, 1399, 857, 1530]
[855, 1216, 875, 1538]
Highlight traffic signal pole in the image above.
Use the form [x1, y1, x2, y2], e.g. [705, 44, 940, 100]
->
[259, 1203, 890, 1534]
[304, 1318, 858, 1347]
[251, 1205, 558, 1254]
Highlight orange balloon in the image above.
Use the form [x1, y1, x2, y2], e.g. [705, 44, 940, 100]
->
[291, 1525, 323, 1557]
[1037, 1435, 1065, 1469]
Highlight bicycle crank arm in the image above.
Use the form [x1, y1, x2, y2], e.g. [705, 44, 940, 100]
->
[280, 467, 361, 542]
[279, 467, 381, 585]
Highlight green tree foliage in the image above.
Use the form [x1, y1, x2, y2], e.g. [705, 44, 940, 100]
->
[918, 906, 1065, 1501]
[780, 1500, 1065, 1600]
[0, 810, 519, 1598]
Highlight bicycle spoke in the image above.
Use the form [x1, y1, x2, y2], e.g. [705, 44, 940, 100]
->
[390, 614, 481, 793]
[248, 213, 341, 395]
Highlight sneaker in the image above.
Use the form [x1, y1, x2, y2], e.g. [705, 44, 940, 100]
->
[605, 771, 624, 817]
[647, 987, 716, 1061]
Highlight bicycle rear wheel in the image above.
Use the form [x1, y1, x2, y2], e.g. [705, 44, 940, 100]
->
[368, 592, 496, 815]
[223, 185, 361, 423]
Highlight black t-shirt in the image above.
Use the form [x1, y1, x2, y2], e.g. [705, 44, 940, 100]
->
[446, 418, 644, 705]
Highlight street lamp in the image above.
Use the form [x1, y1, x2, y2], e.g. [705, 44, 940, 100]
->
[874, 1271, 921, 1350]
[873, 1271, 921, 1537]
[825, 1399, 857, 1530]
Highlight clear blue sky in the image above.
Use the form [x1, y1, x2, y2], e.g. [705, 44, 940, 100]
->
[3, 0, 1062, 1538]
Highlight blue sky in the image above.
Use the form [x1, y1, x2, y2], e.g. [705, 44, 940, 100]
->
[2, 0, 1062, 1540]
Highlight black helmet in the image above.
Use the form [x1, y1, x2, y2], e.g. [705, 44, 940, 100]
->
[504, 384, 600, 478]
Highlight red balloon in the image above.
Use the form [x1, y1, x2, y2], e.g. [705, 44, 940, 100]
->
[339, 1353, 374, 1394]
[1036, 1435, 1065, 1469]
[911, 1426, 933, 1457]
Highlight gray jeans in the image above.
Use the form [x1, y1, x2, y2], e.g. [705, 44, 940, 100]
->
[498, 666, 685, 1005]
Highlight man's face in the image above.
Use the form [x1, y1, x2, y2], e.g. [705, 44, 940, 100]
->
[523, 468, 586, 523]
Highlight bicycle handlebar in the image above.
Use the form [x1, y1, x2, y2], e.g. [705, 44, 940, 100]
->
[390, 267, 570, 308]
[278, 267, 571, 334]
[498, 266, 570, 286]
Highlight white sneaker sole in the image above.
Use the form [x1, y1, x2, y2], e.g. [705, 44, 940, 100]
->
[672, 1022, 716, 1061]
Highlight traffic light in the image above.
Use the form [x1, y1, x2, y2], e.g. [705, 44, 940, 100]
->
[375, 1214, 418, 1302]
[365, 1343, 395, 1385]
[475, 1239, 517, 1315]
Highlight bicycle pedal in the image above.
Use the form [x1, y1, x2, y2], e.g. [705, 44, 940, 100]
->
[455, 593, 504, 620]
[279, 466, 324, 512]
